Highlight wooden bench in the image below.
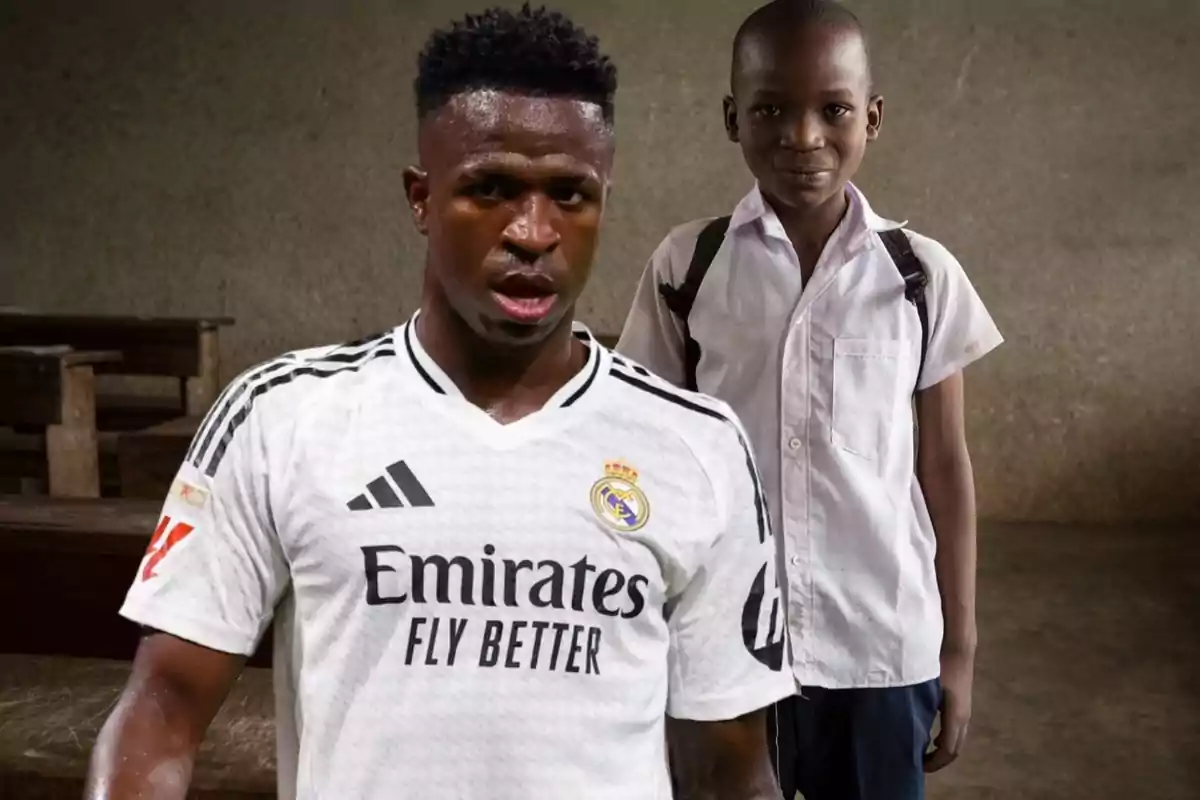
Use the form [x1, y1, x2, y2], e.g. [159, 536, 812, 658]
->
[0, 347, 122, 497]
[0, 495, 271, 666]
[117, 415, 202, 499]
[0, 654, 274, 799]
[0, 311, 234, 417]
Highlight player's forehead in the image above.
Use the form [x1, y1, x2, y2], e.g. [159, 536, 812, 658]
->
[734, 24, 870, 99]
[419, 90, 614, 179]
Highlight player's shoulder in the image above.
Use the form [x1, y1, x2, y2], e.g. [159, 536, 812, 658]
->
[606, 351, 750, 459]
[212, 328, 401, 423]
[186, 329, 401, 476]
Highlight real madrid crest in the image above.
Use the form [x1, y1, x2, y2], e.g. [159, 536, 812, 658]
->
[590, 460, 651, 532]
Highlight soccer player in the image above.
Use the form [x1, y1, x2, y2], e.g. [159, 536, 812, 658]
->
[84, 6, 793, 799]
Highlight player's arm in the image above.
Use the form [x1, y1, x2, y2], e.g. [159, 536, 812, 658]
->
[666, 415, 793, 800]
[85, 375, 290, 797]
[668, 713, 779, 800]
[614, 234, 687, 385]
[86, 632, 245, 799]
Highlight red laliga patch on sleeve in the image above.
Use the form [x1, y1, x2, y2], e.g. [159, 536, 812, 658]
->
[141, 514, 196, 581]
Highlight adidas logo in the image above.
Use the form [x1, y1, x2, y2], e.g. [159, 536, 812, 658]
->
[347, 460, 434, 510]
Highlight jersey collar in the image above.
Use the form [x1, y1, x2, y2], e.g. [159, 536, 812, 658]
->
[400, 312, 607, 410]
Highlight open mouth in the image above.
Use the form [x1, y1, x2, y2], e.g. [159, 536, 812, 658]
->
[490, 273, 558, 324]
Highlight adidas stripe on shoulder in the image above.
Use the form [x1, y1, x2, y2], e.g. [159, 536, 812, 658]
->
[188, 331, 397, 477]
[608, 360, 770, 545]
[608, 356, 736, 429]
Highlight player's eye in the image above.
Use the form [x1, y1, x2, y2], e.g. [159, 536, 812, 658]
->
[752, 103, 783, 118]
[546, 182, 592, 209]
[463, 177, 520, 204]
[825, 104, 852, 120]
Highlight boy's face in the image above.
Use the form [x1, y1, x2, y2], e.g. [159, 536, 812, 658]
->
[405, 91, 613, 346]
[726, 23, 881, 215]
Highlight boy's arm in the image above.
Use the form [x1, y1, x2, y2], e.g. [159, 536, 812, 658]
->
[907, 233, 1002, 771]
[916, 370, 976, 772]
[615, 235, 687, 386]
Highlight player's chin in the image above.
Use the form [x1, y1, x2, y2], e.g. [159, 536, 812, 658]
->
[476, 305, 567, 347]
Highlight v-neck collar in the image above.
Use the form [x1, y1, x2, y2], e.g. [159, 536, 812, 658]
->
[399, 311, 607, 426]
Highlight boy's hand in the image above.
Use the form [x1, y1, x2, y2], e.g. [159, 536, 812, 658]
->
[924, 648, 974, 772]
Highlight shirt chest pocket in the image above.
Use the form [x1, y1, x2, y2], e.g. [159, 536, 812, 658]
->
[830, 338, 905, 461]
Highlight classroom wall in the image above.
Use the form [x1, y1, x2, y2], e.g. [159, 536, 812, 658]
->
[2, 0, 1198, 523]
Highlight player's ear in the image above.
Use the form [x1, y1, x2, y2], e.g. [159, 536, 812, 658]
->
[723, 95, 740, 143]
[403, 166, 430, 235]
[866, 94, 883, 142]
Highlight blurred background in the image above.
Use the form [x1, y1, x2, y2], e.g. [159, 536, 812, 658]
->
[1, 1, 1197, 798]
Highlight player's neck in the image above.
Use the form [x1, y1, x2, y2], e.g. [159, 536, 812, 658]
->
[415, 301, 586, 425]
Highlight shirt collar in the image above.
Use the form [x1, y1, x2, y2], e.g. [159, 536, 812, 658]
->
[728, 181, 906, 253]
[401, 311, 606, 409]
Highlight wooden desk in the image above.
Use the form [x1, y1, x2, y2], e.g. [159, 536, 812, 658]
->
[117, 414, 202, 498]
[0, 495, 272, 666]
[0, 495, 158, 661]
[0, 347, 122, 497]
[0, 312, 234, 416]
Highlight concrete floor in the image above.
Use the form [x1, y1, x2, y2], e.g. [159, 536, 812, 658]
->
[927, 523, 1200, 799]
[2, 523, 1197, 798]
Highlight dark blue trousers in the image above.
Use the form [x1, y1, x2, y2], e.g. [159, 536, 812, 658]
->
[767, 680, 941, 800]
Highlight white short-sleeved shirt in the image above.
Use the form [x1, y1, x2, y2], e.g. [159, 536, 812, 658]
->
[120, 316, 793, 800]
[617, 183, 1004, 690]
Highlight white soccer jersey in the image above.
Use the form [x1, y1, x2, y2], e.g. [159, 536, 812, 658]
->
[119, 314, 794, 800]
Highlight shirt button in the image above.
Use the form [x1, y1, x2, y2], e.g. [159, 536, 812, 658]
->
[788, 437, 802, 450]
[790, 555, 801, 566]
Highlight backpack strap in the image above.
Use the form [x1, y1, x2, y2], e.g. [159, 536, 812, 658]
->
[657, 215, 731, 391]
[878, 228, 929, 390]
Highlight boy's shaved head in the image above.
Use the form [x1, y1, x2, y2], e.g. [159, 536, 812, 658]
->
[732, 0, 870, 92]
[722, 0, 881, 228]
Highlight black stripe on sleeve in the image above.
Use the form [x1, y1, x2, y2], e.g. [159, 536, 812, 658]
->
[186, 356, 296, 465]
[187, 333, 391, 467]
[610, 366, 770, 543]
[194, 340, 396, 477]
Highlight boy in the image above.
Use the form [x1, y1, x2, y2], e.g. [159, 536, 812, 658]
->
[617, 1, 1003, 798]
[84, 6, 792, 799]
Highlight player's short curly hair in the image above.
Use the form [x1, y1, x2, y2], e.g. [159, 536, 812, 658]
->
[415, 4, 618, 124]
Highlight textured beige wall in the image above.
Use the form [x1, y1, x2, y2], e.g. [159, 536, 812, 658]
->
[2, 0, 1198, 522]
